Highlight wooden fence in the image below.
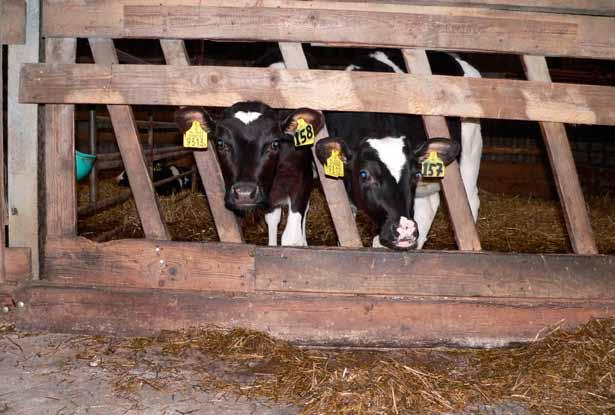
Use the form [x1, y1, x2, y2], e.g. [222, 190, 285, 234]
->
[3, 0, 615, 346]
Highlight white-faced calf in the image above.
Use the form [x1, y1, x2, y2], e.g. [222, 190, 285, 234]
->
[175, 102, 324, 246]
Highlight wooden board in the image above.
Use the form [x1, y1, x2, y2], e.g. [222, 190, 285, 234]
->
[522, 55, 597, 255]
[43, 237, 615, 300]
[0, 0, 26, 44]
[10, 282, 615, 347]
[0, 47, 4, 282]
[45, 39, 78, 238]
[4, 247, 32, 283]
[160, 39, 243, 244]
[20, 64, 615, 126]
[88, 39, 170, 240]
[403, 49, 480, 251]
[45, 237, 254, 292]
[255, 246, 615, 299]
[280, 42, 362, 248]
[40, 0, 615, 60]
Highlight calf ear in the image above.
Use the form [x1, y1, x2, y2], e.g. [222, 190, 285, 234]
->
[414, 138, 460, 165]
[174, 107, 213, 134]
[283, 108, 325, 136]
[315, 137, 352, 166]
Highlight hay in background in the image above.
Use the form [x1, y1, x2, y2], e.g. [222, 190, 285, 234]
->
[78, 179, 615, 253]
[64, 318, 615, 415]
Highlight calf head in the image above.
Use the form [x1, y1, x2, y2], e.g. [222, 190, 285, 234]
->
[175, 102, 323, 213]
[316, 136, 459, 250]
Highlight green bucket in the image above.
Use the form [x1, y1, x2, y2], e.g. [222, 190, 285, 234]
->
[75, 151, 96, 181]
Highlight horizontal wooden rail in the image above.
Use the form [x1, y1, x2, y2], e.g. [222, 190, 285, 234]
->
[78, 168, 196, 217]
[96, 147, 193, 170]
[41, 0, 615, 59]
[20, 64, 615, 126]
[94, 115, 177, 130]
[96, 145, 187, 161]
[46, 237, 615, 300]
[10, 281, 615, 347]
[0, 0, 26, 45]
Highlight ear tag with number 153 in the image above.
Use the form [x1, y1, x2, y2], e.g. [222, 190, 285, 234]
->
[324, 150, 344, 178]
[183, 121, 208, 149]
[421, 151, 445, 178]
[293, 118, 315, 147]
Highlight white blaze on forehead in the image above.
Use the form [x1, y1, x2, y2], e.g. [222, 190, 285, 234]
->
[234, 111, 262, 125]
[369, 51, 405, 74]
[366, 136, 407, 183]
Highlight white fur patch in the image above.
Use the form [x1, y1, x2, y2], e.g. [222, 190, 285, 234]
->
[268, 62, 286, 69]
[265, 207, 282, 246]
[281, 198, 307, 246]
[366, 136, 407, 183]
[115, 171, 125, 183]
[234, 111, 262, 125]
[369, 51, 404, 74]
[451, 54, 481, 79]
[345, 64, 362, 71]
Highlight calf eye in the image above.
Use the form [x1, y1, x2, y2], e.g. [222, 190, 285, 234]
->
[216, 139, 227, 150]
[359, 170, 370, 181]
[270, 141, 280, 151]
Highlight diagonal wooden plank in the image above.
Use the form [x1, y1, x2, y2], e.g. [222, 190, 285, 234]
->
[45, 38, 77, 239]
[522, 55, 597, 255]
[403, 49, 481, 251]
[160, 39, 243, 243]
[88, 38, 169, 240]
[279, 42, 362, 248]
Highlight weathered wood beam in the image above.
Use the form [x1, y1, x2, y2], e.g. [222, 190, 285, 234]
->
[403, 49, 481, 251]
[44, 237, 615, 300]
[0, 47, 5, 283]
[0, 0, 26, 44]
[88, 39, 170, 240]
[3, 248, 32, 284]
[522, 55, 597, 255]
[280, 42, 362, 248]
[44, 39, 78, 239]
[160, 39, 243, 244]
[10, 281, 615, 347]
[41, 1, 615, 59]
[20, 64, 615, 126]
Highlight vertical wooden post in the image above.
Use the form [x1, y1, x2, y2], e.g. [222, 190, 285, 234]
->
[89, 38, 170, 240]
[279, 42, 363, 248]
[160, 39, 243, 243]
[7, 0, 40, 276]
[44, 38, 77, 238]
[0, 48, 6, 284]
[89, 107, 97, 204]
[402, 49, 481, 251]
[522, 55, 597, 255]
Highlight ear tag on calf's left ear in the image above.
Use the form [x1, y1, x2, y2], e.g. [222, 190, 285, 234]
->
[324, 150, 344, 178]
[421, 151, 445, 178]
[293, 118, 315, 147]
[183, 121, 208, 149]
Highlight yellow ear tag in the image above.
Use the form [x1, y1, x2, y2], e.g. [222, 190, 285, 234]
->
[421, 151, 445, 178]
[324, 150, 344, 178]
[183, 120, 208, 149]
[293, 118, 315, 147]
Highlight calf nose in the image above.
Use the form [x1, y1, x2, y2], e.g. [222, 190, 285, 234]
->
[395, 216, 418, 249]
[231, 182, 259, 204]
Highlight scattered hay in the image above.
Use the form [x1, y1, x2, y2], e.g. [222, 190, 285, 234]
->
[0, 323, 15, 336]
[66, 319, 615, 415]
[78, 179, 615, 254]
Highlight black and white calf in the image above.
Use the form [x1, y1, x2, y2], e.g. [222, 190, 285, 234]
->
[317, 50, 483, 249]
[175, 102, 324, 246]
[115, 162, 192, 196]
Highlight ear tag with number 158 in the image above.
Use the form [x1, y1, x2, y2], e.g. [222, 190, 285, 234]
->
[183, 121, 208, 149]
[324, 150, 344, 178]
[293, 118, 315, 147]
[421, 151, 445, 178]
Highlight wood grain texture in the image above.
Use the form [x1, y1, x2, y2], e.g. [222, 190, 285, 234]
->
[20, 64, 615, 126]
[88, 39, 169, 240]
[160, 39, 243, 244]
[0, 50, 4, 283]
[280, 42, 362, 248]
[255, 247, 615, 299]
[522, 55, 597, 255]
[4, 247, 32, 283]
[44, 38, 77, 237]
[0, 0, 26, 44]
[403, 49, 481, 251]
[40, 0, 615, 59]
[45, 237, 255, 292]
[11, 282, 615, 347]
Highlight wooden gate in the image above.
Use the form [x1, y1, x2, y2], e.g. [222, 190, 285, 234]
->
[5, 0, 615, 347]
